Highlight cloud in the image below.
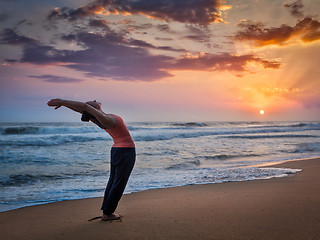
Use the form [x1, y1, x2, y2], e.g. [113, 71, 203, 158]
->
[155, 37, 174, 41]
[298, 18, 320, 42]
[61, 24, 185, 52]
[156, 24, 171, 32]
[0, 28, 39, 46]
[88, 19, 110, 28]
[1, 27, 280, 82]
[29, 75, 84, 83]
[48, 5, 106, 21]
[20, 31, 174, 81]
[283, 0, 304, 18]
[172, 52, 280, 72]
[182, 25, 212, 43]
[47, 0, 228, 25]
[128, 39, 185, 52]
[234, 17, 320, 46]
[120, 21, 153, 32]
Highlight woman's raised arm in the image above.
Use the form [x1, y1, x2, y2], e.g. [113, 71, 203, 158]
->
[47, 99, 116, 129]
[47, 99, 87, 114]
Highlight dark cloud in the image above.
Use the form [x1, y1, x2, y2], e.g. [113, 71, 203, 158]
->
[284, 0, 304, 18]
[234, 17, 320, 46]
[183, 35, 208, 42]
[155, 37, 173, 41]
[156, 24, 178, 36]
[182, 25, 212, 43]
[0, 28, 39, 46]
[48, 5, 105, 21]
[125, 23, 153, 31]
[157, 46, 185, 52]
[21, 45, 70, 63]
[88, 19, 110, 28]
[15, 19, 33, 27]
[3, 59, 18, 63]
[118, 0, 225, 25]
[29, 75, 84, 83]
[172, 53, 280, 72]
[61, 26, 127, 45]
[2, 27, 280, 82]
[60, 26, 185, 52]
[156, 24, 171, 32]
[47, 0, 226, 25]
[127, 39, 185, 52]
[20, 31, 174, 81]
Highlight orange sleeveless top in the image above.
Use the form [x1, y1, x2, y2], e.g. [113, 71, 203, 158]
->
[104, 114, 135, 148]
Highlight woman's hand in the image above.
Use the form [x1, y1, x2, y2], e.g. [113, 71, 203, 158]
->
[47, 99, 63, 109]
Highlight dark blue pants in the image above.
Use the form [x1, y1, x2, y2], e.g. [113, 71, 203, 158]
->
[101, 147, 136, 215]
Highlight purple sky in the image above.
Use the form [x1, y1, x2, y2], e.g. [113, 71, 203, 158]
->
[0, 0, 319, 122]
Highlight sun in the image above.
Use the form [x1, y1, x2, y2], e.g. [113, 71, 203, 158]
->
[260, 109, 265, 115]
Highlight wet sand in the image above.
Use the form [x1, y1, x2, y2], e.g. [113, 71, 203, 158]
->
[1, 157, 319, 240]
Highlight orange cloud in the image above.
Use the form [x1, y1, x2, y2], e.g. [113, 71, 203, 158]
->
[172, 53, 280, 73]
[234, 17, 320, 46]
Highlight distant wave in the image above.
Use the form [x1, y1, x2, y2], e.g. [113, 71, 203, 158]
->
[0, 135, 109, 146]
[166, 159, 201, 170]
[286, 142, 320, 153]
[1, 122, 319, 136]
[134, 128, 319, 142]
[222, 134, 317, 139]
[165, 154, 263, 170]
[131, 121, 318, 130]
[130, 122, 320, 132]
[1, 123, 319, 146]
[202, 153, 261, 160]
[0, 170, 105, 187]
[289, 123, 308, 128]
[0, 174, 67, 186]
[171, 122, 208, 127]
[2, 127, 40, 135]
[0, 126, 101, 135]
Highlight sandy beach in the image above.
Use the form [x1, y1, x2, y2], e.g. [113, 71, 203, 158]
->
[1, 157, 319, 240]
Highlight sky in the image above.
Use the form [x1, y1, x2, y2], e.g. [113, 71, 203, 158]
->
[0, 0, 319, 122]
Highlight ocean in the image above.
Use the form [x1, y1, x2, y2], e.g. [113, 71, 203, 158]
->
[1, 121, 319, 212]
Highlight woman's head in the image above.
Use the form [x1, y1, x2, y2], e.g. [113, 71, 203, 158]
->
[81, 100, 101, 122]
[86, 100, 101, 111]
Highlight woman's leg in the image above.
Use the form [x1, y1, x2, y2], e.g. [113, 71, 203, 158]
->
[101, 148, 135, 215]
[101, 150, 116, 212]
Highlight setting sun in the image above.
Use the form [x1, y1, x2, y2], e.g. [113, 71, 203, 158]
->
[260, 110, 265, 115]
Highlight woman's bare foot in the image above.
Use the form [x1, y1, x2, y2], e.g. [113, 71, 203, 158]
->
[101, 213, 121, 221]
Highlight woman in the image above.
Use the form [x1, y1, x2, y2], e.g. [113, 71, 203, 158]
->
[47, 99, 135, 221]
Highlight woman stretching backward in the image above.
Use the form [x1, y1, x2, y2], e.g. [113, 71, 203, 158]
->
[47, 98, 135, 221]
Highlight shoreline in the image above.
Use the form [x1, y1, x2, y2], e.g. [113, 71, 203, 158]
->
[1, 157, 320, 239]
[1, 156, 316, 213]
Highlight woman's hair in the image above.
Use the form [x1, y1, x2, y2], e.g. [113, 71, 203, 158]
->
[81, 103, 105, 129]
[81, 101, 99, 122]
[81, 111, 94, 122]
